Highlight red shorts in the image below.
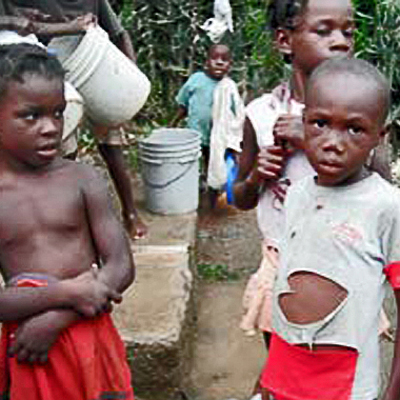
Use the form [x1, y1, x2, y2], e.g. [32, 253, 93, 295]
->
[0, 277, 134, 400]
[261, 333, 358, 400]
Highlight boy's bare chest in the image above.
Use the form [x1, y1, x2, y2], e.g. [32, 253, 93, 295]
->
[0, 176, 84, 244]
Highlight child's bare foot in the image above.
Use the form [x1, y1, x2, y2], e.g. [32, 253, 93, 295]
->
[123, 213, 148, 240]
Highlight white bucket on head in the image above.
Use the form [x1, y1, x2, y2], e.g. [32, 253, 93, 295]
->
[139, 129, 201, 215]
[49, 26, 151, 126]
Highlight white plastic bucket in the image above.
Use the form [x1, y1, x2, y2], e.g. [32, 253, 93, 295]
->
[139, 129, 201, 215]
[49, 26, 151, 126]
[61, 81, 84, 155]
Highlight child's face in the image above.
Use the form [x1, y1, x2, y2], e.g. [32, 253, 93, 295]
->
[205, 45, 232, 80]
[303, 73, 387, 187]
[285, 0, 354, 75]
[0, 74, 65, 169]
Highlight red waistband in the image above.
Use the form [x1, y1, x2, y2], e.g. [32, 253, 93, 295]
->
[261, 333, 358, 400]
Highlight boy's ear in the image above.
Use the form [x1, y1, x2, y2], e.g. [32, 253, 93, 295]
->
[275, 28, 292, 57]
[378, 123, 390, 143]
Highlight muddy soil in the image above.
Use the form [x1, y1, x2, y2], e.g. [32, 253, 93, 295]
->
[188, 196, 266, 400]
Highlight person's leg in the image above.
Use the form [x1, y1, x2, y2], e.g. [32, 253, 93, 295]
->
[94, 125, 147, 240]
[201, 145, 219, 209]
[251, 331, 272, 399]
[201, 145, 210, 192]
[263, 331, 271, 348]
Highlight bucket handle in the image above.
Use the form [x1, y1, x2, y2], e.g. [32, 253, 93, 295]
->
[140, 152, 200, 165]
[142, 159, 197, 189]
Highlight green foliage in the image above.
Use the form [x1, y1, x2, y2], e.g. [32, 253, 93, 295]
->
[119, 0, 400, 141]
[121, 0, 285, 129]
[354, 0, 400, 124]
[77, 125, 96, 152]
[353, 0, 400, 151]
[197, 263, 240, 282]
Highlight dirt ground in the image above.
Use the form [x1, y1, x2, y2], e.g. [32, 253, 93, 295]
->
[188, 196, 266, 400]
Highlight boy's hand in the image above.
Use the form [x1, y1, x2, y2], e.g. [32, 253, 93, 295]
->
[273, 114, 304, 151]
[247, 145, 286, 186]
[71, 13, 97, 32]
[269, 179, 291, 204]
[63, 269, 122, 318]
[8, 311, 64, 364]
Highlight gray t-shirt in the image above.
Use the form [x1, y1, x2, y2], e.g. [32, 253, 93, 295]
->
[273, 173, 400, 400]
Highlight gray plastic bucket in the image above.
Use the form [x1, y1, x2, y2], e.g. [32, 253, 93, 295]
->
[139, 128, 201, 215]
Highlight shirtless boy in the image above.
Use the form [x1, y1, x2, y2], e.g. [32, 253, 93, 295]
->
[0, 43, 135, 399]
[0, 0, 148, 240]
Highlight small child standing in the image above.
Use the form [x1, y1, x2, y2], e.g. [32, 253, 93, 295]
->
[235, 0, 355, 344]
[234, 0, 390, 397]
[172, 44, 244, 206]
[261, 57, 400, 400]
[237, 0, 390, 342]
[0, 43, 135, 400]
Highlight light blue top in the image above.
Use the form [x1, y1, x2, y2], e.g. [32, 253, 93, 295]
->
[176, 71, 219, 146]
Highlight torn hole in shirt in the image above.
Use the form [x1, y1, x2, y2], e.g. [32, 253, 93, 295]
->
[278, 271, 348, 325]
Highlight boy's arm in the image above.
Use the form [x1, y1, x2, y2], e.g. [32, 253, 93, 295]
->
[9, 309, 80, 364]
[112, 29, 136, 61]
[233, 117, 286, 210]
[8, 269, 119, 364]
[31, 13, 96, 37]
[82, 166, 135, 294]
[9, 298, 114, 364]
[382, 288, 400, 400]
[0, 268, 119, 322]
[171, 106, 187, 127]
[382, 209, 400, 400]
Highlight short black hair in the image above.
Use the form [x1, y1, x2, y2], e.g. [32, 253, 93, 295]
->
[307, 58, 391, 123]
[267, 0, 309, 30]
[0, 43, 65, 103]
[207, 44, 231, 59]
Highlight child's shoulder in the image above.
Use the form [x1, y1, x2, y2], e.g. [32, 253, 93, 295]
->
[372, 173, 400, 208]
[287, 173, 400, 211]
[246, 92, 275, 110]
[246, 83, 288, 114]
[187, 70, 208, 82]
[53, 159, 104, 185]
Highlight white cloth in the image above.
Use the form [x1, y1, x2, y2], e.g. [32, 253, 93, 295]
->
[207, 76, 244, 189]
[0, 30, 46, 48]
[201, 0, 233, 43]
[246, 83, 315, 247]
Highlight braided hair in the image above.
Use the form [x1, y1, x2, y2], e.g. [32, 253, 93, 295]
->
[0, 43, 65, 103]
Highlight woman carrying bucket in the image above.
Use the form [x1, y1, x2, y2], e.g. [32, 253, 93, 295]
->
[0, 0, 150, 240]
